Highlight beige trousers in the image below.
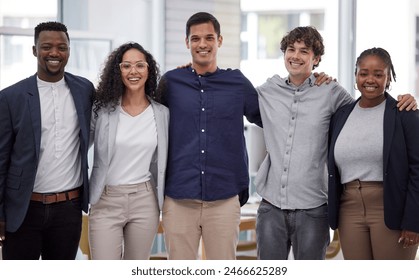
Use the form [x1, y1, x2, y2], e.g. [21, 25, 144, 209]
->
[162, 195, 241, 260]
[89, 181, 159, 260]
[339, 180, 418, 260]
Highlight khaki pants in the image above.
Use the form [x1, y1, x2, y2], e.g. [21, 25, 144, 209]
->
[339, 181, 418, 260]
[89, 182, 159, 260]
[162, 195, 241, 260]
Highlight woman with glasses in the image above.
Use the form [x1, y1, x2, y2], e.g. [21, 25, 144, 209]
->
[88, 42, 169, 259]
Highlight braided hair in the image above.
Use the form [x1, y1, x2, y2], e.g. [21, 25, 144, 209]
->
[355, 47, 396, 90]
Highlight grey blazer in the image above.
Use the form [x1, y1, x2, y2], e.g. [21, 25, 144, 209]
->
[88, 98, 169, 210]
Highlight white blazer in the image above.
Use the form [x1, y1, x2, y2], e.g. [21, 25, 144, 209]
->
[88, 98, 169, 210]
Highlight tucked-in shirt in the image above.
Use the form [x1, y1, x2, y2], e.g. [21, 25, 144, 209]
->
[106, 105, 157, 186]
[34, 76, 82, 193]
[255, 74, 354, 209]
[334, 100, 385, 183]
[161, 67, 261, 201]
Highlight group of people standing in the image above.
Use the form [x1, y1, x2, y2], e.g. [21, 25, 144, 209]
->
[0, 11, 418, 261]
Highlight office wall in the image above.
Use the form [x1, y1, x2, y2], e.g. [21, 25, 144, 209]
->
[356, 0, 418, 96]
[164, 0, 241, 71]
[61, 0, 241, 72]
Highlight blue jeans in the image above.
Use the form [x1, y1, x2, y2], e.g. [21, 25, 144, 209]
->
[2, 198, 82, 260]
[256, 200, 330, 260]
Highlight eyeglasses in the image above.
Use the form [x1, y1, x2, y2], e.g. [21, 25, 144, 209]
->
[119, 61, 149, 73]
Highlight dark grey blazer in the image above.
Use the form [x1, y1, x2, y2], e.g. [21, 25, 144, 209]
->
[0, 73, 94, 232]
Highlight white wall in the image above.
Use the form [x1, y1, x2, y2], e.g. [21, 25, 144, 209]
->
[356, 0, 418, 97]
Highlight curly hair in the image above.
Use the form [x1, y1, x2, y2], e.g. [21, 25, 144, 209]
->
[280, 26, 324, 69]
[355, 47, 396, 90]
[93, 42, 161, 117]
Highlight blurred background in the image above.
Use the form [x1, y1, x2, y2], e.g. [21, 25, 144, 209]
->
[1, 0, 418, 96]
[1, 0, 418, 259]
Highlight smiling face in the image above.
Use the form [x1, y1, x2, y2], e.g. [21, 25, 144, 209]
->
[32, 30, 69, 82]
[355, 54, 389, 107]
[186, 22, 222, 74]
[120, 48, 149, 93]
[284, 40, 320, 86]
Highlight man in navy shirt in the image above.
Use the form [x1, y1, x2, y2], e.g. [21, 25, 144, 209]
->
[158, 12, 262, 260]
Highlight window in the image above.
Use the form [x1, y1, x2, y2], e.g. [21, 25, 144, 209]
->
[0, 0, 111, 88]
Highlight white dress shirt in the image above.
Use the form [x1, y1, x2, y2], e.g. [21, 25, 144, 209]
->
[33, 76, 82, 193]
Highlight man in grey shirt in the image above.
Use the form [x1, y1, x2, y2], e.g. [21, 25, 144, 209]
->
[255, 26, 415, 260]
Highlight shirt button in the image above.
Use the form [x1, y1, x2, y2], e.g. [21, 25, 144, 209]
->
[201, 129, 205, 132]
[202, 108, 205, 111]
[201, 150, 205, 153]
[201, 171, 205, 174]
[282, 185, 285, 188]
[201, 89, 204, 93]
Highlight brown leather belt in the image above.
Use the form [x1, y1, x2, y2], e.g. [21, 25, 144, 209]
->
[31, 188, 81, 204]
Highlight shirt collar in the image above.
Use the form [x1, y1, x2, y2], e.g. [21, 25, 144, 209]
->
[36, 76, 66, 88]
[285, 73, 315, 89]
[189, 66, 220, 77]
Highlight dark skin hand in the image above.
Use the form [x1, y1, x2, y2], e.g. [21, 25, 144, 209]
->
[399, 229, 419, 248]
[313, 72, 335, 85]
[397, 94, 417, 111]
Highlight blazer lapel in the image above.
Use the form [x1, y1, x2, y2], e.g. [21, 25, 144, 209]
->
[383, 96, 396, 172]
[151, 100, 163, 145]
[108, 107, 119, 164]
[65, 74, 88, 145]
[27, 75, 42, 160]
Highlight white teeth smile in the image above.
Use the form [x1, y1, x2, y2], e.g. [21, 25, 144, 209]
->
[198, 51, 209, 54]
[47, 60, 60, 65]
[364, 86, 376, 91]
[128, 78, 140, 81]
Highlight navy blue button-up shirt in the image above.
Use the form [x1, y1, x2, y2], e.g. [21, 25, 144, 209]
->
[161, 67, 261, 202]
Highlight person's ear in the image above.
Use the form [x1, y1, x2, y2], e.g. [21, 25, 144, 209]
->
[313, 55, 320, 67]
[32, 45, 37, 57]
[218, 35, 223, 48]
